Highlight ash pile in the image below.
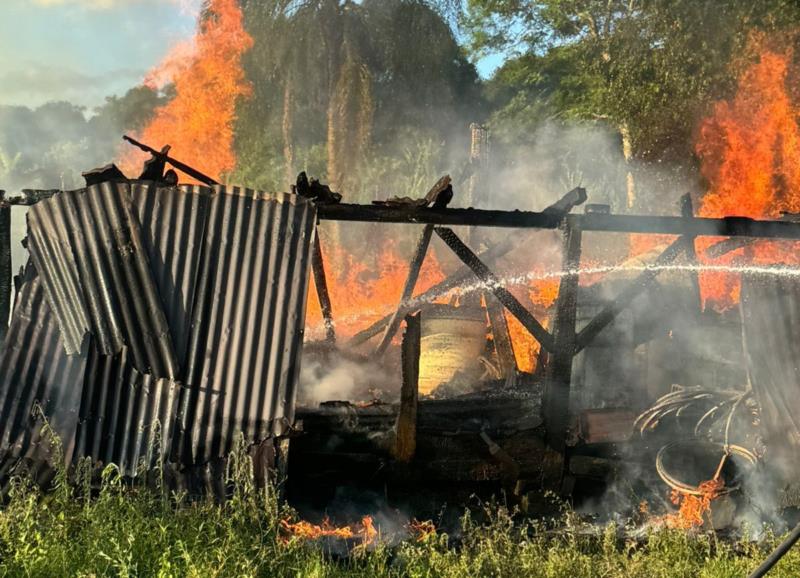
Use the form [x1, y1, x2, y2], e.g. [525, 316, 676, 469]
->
[0, 175, 316, 491]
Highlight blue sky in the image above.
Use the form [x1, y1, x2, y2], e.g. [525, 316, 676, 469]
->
[0, 0, 503, 111]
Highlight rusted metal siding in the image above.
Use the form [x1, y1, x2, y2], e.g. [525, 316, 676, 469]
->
[27, 182, 178, 378]
[177, 187, 316, 463]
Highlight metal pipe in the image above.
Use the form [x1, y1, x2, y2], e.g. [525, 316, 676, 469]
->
[748, 522, 800, 578]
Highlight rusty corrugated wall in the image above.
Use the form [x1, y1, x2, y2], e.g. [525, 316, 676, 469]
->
[0, 182, 316, 478]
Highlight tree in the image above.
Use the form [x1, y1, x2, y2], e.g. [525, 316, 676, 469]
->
[466, 0, 800, 208]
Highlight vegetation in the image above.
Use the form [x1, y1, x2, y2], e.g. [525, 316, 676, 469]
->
[0, 437, 797, 577]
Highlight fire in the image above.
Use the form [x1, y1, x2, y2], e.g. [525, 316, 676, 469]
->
[504, 279, 558, 373]
[664, 478, 724, 529]
[408, 519, 437, 542]
[121, 0, 253, 182]
[696, 40, 800, 309]
[280, 515, 377, 545]
[305, 238, 447, 340]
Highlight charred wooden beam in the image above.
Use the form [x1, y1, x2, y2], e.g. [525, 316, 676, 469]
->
[311, 233, 336, 344]
[375, 225, 433, 356]
[680, 193, 702, 308]
[542, 216, 582, 454]
[542, 187, 588, 216]
[123, 135, 218, 186]
[573, 236, 688, 354]
[393, 313, 420, 463]
[9, 189, 61, 206]
[0, 199, 9, 340]
[434, 227, 555, 352]
[317, 203, 800, 239]
[484, 294, 517, 376]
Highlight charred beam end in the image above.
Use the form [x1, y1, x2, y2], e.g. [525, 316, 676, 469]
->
[375, 224, 434, 356]
[311, 234, 336, 344]
[434, 227, 555, 353]
[393, 313, 420, 463]
[542, 186, 588, 216]
[573, 234, 689, 354]
[317, 204, 800, 240]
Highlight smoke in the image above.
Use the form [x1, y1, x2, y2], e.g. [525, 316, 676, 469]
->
[298, 349, 400, 407]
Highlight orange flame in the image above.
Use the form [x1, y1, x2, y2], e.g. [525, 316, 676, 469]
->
[664, 478, 724, 529]
[305, 239, 447, 341]
[121, 0, 253, 182]
[408, 518, 437, 542]
[280, 515, 377, 545]
[696, 41, 800, 309]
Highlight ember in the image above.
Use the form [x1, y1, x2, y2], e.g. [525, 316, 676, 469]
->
[280, 516, 377, 545]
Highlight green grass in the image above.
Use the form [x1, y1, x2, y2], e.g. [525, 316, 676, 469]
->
[0, 439, 796, 577]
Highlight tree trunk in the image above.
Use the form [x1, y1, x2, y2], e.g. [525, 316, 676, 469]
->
[620, 122, 636, 210]
[282, 76, 295, 190]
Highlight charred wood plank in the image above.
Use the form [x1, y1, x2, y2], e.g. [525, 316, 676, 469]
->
[573, 236, 688, 354]
[311, 234, 336, 343]
[434, 227, 555, 353]
[484, 294, 517, 376]
[394, 313, 420, 463]
[0, 200, 9, 339]
[375, 225, 433, 356]
[542, 216, 582, 455]
[123, 135, 218, 186]
[542, 187, 588, 216]
[317, 204, 800, 240]
[680, 193, 702, 308]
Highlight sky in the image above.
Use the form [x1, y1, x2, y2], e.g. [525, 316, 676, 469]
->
[0, 0, 503, 112]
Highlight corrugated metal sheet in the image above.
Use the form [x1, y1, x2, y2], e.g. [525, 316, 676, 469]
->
[0, 265, 86, 467]
[27, 181, 178, 378]
[177, 187, 316, 463]
[130, 183, 212, 371]
[75, 346, 181, 476]
[0, 183, 315, 477]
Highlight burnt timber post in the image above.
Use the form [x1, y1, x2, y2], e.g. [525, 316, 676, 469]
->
[543, 215, 582, 464]
[680, 193, 702, 309]
[0, 193, 10, 340]
[394, 313, 420, 462]
[311, 233, 336, 344]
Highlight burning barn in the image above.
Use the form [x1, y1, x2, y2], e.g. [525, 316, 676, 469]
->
[0, 134, 799, 536]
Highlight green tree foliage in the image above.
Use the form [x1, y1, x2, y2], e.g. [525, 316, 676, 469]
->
[467, 0, 800, 162]
[233, 0, 484, 201]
